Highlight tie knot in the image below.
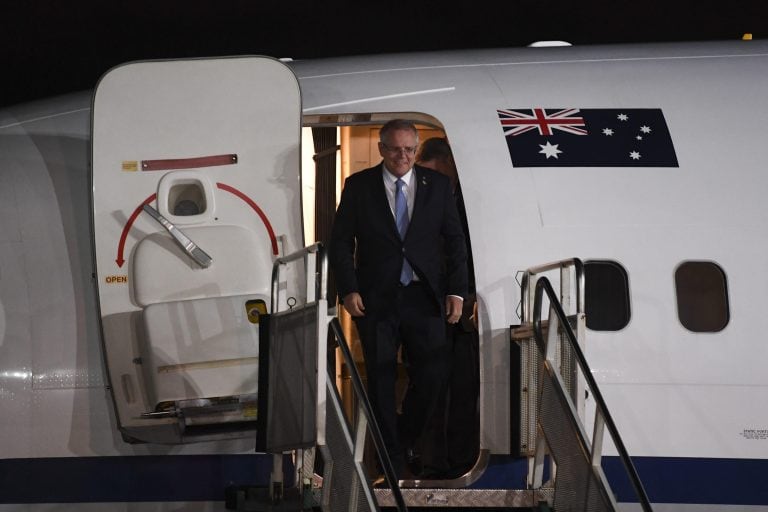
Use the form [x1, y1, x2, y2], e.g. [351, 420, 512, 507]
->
[396, 178, 405, 190]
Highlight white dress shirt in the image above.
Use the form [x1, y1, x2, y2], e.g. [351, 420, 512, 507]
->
[382, 166, 415, 219]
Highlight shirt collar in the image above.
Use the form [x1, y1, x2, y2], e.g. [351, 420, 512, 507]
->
[382, 165, 413, 186]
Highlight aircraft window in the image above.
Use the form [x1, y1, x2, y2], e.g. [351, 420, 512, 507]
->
[675, 261, 729, 332]
[585, 260, 631, 331]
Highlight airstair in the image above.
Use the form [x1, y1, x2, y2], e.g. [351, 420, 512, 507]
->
[514, 260, 653, 511]
[232, 243, 407, 511]
[237, 250, 653, 511]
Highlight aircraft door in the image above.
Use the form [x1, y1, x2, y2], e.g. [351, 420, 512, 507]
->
[91, 57, 303, 444]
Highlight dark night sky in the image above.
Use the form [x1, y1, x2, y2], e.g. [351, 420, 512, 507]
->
[1, 1, 766, 108]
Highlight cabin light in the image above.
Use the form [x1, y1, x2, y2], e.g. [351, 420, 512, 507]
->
[527, 40, 573, 48]
[742, 33, 753, 40]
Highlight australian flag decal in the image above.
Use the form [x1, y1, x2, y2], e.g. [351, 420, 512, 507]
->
[498, 108, 678, 167]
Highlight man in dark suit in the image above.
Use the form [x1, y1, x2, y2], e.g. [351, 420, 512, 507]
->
[329, 119, 468, 479]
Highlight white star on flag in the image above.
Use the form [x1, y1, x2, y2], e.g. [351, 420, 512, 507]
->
[629, 151, 641, 160]
[539, 141, 562, 159]
[617, 114, 629, 121]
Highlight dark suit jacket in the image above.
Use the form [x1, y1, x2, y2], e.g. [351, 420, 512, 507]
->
[453, 182, 478, 333]
[329, 163, 468, 316]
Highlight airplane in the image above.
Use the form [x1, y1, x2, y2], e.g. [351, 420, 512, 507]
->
[0, 36, 767, 512]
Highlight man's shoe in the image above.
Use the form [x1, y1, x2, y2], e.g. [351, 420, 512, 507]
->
[372, 475, 389, 488]
[405, 448, 423, 478]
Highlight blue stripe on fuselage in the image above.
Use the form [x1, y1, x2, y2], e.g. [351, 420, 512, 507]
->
[473, 455, 768, 506]
[1, 454, 766, 505]
[0, 454, 280, 503]
[605, 456, 768, 505]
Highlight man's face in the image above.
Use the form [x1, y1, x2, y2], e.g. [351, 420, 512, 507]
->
[379, 128, 418, 177]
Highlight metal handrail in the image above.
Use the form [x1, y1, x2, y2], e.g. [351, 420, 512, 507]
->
[534, 277, 653, 512]
[329, 318, 408, 512]
[270, 242, 328, 312]
[521, 257, 584, 323]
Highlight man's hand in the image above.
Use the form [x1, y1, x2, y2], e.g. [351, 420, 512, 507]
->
[343, 292, 366, 317]
[445, 295, 463, 324]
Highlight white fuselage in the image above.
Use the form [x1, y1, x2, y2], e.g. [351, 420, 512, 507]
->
[1, 39, 767, 510]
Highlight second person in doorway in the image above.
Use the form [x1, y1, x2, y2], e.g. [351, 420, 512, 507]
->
[416, 137, 480, 480]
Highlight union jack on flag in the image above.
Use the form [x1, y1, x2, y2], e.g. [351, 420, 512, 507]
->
[498, 108, 588, 137]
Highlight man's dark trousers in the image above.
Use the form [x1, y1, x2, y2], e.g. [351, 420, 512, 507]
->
[355, 282, 449, 477]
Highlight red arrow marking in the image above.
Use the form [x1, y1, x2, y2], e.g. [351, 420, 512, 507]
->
[216, 183, 279, 255]
[116, 194, 157, 267]
[115, 185, 278, 268]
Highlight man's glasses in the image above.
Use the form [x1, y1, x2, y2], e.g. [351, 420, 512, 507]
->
[381, 142, 418, 155]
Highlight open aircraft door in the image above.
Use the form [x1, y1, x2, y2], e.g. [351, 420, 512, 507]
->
[91, 57, 303, 444]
